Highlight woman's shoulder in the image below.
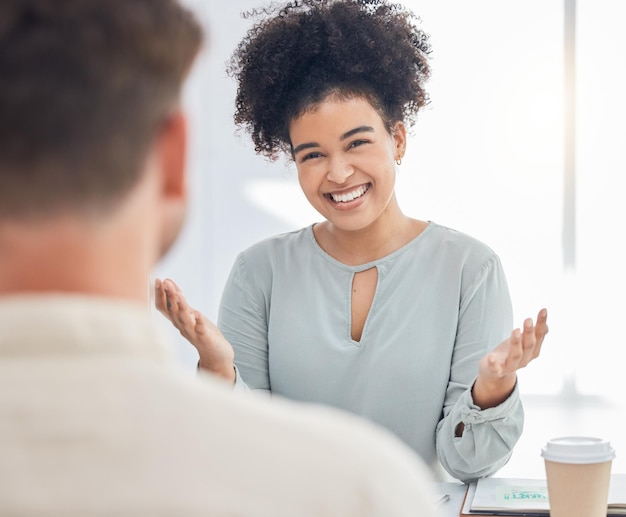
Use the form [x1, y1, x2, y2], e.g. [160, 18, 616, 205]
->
[235, 225, 314, 270]
[418, 223, 507, 293]
[427, 221, 497, 254]
[242, 226, 312, 254]
[423, 221, 502, 273]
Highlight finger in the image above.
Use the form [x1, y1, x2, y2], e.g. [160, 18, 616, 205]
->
[522, 318, 536, 349]
[158, 278, 177, 311]
[521, 317, 538, 362]
[192, 309, 206, 335]
[162, 280, 185, 324]
[163, 281, 196, 330]
[505, 328, 523, 370]
[154, 279, 172, 318]
[486, 353, 502, 376]
[533, 307, 549, 355]
[535, 308, 549, 341]
[161, 279, 175, 307]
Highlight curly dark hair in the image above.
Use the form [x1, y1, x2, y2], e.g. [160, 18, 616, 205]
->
[0, 0, 203, 217]
[227, 0, 431, 160]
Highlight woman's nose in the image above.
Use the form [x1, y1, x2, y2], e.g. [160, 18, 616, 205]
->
[326, 157, 355, 184]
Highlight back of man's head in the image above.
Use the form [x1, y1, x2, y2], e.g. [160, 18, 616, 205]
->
[0, 0, 203, 219]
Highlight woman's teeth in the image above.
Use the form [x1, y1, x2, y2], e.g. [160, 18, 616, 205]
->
[329, 184, 369, 203]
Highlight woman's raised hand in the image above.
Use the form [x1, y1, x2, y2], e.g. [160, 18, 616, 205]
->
[154, 278, 235, 383]
[473, 308, 549, 409]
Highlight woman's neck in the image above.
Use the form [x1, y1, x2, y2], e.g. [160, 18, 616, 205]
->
[314, 212, 428, 266]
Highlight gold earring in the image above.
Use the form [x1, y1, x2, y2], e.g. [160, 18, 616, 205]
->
[395, 158, 402, 166]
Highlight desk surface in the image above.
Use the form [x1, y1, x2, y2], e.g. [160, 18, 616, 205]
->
[434, 481, 468, 517]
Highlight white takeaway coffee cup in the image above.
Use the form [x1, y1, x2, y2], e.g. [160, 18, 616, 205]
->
[541, 436, 615, 517]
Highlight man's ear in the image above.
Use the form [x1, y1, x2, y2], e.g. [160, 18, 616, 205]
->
[152, 110, 189, 259]
[156, 110, 188, 201]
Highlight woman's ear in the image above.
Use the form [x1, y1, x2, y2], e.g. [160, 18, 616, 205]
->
[392, 120, 407, 162]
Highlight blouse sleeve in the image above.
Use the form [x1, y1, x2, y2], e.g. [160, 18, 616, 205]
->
[218, 253, 272, 395]
[435, 253, 523, 483]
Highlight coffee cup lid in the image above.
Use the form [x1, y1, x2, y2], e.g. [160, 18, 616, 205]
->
[541, 436, 615, 464]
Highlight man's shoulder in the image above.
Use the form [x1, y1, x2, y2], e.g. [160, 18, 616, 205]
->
[160, 369, 440, 516]
[0, 352, 438, 516]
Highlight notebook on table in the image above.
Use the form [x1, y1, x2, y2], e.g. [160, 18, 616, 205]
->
[459, 474, 626, 517]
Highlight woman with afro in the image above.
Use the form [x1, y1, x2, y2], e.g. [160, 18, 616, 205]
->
[156, 0, 549, 483]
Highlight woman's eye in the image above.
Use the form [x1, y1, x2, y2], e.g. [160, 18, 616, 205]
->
[301, 151, 322, 162]
[348, 139, 369, 149]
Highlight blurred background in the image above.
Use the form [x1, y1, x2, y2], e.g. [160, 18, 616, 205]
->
[153, 0, 626, 478]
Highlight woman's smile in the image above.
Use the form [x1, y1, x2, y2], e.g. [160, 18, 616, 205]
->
[325, 183, 371, 204]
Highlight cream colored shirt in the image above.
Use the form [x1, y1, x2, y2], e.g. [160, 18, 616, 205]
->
[0, 295, 440, 517]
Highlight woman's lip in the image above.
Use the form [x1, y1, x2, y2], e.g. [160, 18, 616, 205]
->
[324, 183, 371, 208]
[325, 183, 370, 197]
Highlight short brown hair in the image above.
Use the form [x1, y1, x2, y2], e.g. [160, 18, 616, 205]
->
[0, 0, 203, 217]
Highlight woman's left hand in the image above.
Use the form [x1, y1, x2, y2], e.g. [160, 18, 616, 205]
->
[473, 308, 549, 409]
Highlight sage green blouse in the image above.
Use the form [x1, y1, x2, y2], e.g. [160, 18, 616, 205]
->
[219, 222, 521, 482]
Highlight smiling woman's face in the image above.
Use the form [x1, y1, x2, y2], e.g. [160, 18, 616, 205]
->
[289, 95, 406, 233]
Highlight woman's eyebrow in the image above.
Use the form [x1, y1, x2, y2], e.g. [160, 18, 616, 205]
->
[292, 126, 375, 155]
[293, 141, 319, 155]
[341, 125, 374, 140]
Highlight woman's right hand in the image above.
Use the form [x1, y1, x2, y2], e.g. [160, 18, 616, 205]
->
[154, 278, 236, 383]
